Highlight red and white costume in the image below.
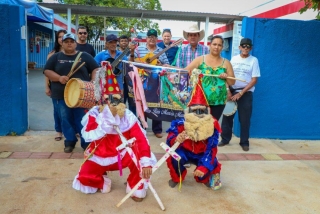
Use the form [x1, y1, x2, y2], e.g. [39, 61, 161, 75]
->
[72, 105, 156, 198]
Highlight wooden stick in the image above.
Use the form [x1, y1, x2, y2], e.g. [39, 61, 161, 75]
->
[67, 62, 85, 78]
[203, 74, 246, 82]
[122, 60, 189, 72]
[116, 142, 181, 208]
[148, 181, 165, 211]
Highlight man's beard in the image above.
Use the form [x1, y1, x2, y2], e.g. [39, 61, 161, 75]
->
[184, 113, 214, 142]
[109, 103, 126, 118]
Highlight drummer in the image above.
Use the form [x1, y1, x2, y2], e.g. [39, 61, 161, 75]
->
[44, 33, 99, 153]
[185, 35, 235, 120]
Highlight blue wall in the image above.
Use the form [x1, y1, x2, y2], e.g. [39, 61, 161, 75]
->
[233, 17, 320, 139]
[0, 4, 28, 135]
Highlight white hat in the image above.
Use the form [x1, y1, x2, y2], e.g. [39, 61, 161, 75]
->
[183, 24, 205, 41]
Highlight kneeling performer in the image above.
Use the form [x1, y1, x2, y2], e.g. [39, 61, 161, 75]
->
[166, 75, 222, 190]
[73, 62, 156, 202]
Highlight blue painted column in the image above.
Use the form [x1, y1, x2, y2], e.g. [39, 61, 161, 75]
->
[0, 4, 28, 135]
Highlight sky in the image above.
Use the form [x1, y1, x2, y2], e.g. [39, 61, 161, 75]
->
[155, 0, 288, 37]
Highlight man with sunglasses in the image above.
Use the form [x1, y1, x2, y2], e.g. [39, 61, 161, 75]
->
[219, 38, 261, 152]
[76, 26, 96, 57]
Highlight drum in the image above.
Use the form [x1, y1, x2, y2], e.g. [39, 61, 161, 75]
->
[64, 78, 96, 108]
[223, 101, 237, 116]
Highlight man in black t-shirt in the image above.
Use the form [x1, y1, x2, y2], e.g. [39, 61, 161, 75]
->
[44, 33, 99, 153]
[76, 26, 96, 57]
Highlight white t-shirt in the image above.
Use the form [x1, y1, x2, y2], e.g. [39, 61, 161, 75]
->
[231, 54, 261, 92]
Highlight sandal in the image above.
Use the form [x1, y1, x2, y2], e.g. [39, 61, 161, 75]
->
[131, 196, 143, 202]
[55, 136, 62, 141]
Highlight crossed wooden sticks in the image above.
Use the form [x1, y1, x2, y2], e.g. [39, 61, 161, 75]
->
[116, 141, 181, 211]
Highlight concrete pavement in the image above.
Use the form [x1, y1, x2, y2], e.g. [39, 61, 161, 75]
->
[1, 132, 320, 214]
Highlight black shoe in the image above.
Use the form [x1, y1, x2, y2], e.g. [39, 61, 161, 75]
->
[241, 145, 249, 151]
[168, 179, 178, 188]
[218, 142, 229, 147]
[64, 146, 74, 153]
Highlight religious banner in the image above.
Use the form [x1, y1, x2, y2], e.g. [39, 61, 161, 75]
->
[123, 61, 191, 122]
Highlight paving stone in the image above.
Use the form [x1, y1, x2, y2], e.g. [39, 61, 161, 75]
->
[261, 154, 282, 161]
[225, 153, 247, 161]
[70, 152, 84, 159]
[295, 154, 319, 160]
[312, 154, 320, 160]
[217, 153, 228, 161]
[0, 152, 12, 158]
[9, 152, 32, 159]
[29, 152, 52, 159]
[244, 154, 265, 160]
[278, 154, 299, 160]
[50, 152, 72, 159]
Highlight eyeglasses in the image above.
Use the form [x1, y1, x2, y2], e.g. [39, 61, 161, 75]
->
[241, 44, 251, 49]
[78, 32, 87, 35]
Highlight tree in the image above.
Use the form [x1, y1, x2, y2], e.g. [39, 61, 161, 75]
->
[299, 0, 320, 19]
[62, 0, 162, 41]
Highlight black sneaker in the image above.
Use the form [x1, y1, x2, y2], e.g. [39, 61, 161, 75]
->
[168, 179, 178, 188]
[218, 142, 229, 147]
[241, 145, 249, 151]
[64, 146, 74, 153]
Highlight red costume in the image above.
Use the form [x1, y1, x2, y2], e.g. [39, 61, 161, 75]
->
[72, 62, 156, 198]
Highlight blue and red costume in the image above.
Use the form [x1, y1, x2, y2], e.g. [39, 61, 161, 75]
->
[166, 118, 222, 184]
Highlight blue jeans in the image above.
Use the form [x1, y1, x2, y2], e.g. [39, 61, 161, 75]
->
[52, 99, 62, 133]
[221, 92, 253, 147]
[52, 99, 89, 149]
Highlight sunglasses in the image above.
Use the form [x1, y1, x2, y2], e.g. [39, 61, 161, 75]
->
[189, 108, 208, 115]
[241, 44, 251, 49]
[78, 32, 87, 35]
[108, 95, 123, 106]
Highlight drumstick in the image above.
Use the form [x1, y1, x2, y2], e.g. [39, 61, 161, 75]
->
[204, 74, 246, 82]
[67, 62, 85, 78]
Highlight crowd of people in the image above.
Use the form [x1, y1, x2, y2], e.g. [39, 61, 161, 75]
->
[43, 24, 260, 202]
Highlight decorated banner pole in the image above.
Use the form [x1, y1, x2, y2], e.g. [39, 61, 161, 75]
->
[116, 141, 181, 210]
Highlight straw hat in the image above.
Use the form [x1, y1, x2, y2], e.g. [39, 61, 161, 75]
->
[183, 24, 205, 41]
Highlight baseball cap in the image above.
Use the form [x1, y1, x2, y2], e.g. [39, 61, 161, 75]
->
[106, 34, 118, 42]
[147, 29, 158, 37]
[240, 38, 253, 46]
[62, 33, 76, 41]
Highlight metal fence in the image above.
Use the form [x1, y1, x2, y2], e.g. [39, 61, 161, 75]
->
[29, 41, 147, 68]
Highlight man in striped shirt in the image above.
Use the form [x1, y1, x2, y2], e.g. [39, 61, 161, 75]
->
[129, 29, 170, 138]
[176, 24, 209, 68]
